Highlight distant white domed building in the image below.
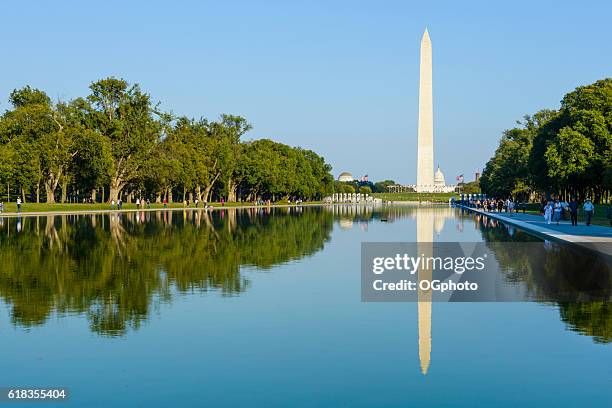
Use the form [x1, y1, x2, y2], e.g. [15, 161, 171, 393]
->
[434, 165, 446, 186]
[386, 164, 456, 194]
[338, 172, 354, 182]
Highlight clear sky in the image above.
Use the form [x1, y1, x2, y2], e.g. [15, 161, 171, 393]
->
[2, 0, 611, 184]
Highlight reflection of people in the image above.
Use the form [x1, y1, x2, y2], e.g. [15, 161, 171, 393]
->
[583, 199, 594, 226]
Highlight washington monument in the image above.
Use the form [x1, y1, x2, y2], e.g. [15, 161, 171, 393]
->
[416, 28, 434, 192]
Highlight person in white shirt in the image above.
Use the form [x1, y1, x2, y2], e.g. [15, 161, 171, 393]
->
[583, 199, 595, 226]
[553, 200, 562, 225]
[543, 201, 553, 224]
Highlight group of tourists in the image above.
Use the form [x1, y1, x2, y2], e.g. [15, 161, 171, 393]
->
[110, 199, 122, 210]
[460, 195, 612, 227]
[543, 198, 596, 227]
[182, 198, 211, 209]
[471, 198, 518, 216]
[0, 198, 22, 213]
[110, 198, 158, 210]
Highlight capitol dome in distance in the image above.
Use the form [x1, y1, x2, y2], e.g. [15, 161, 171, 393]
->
[434, 165, 446, 186]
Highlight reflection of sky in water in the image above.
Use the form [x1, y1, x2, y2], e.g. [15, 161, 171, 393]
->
[0, 206, 609, 407]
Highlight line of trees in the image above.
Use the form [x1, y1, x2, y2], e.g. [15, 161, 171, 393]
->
[333, 179, 396, 194]
[0, 78, 334, 204]
[479, 78, 611, 203]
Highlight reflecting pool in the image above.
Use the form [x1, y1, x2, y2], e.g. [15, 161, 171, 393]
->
[0, 206, 610, 407]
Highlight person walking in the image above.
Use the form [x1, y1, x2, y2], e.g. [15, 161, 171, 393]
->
[163, 197, 167, 209]
[111, 199, 116, 210]
[583, 198, 594, 226]
[507, 198, 515, 216]
[544, 201, 553, 224]
[146, 199, 151, 209]
[118, 198, 122, 210]
[553, 199, 562, 225]
[0, 201, 4, 213]
[568, 197, 578, 226]
[16, 197, 22, 213]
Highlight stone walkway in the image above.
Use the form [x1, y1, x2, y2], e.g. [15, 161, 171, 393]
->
[460, 206, 612, 258]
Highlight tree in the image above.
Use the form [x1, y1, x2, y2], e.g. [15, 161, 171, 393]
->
[85, 78, 161, 202]
[374, 180, 396, 193]
[529, 79, 611, 201]
[0, 87, 79, 202]
[359, 185, 372, 194]
[481, 78, 612, 203]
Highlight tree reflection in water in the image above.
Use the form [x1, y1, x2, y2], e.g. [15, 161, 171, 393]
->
[471, 211, 611, 343]
[0, 207, 333, 336]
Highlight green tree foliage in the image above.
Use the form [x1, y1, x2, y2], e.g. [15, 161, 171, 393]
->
[235, 139, 332, 201]
[358, 185, 372, 194]
[0, 87, 84, 202]
[0, 79, 333, 203]
[84, 78, 162, 202]
[373, 179, 396, 193]
[481, 79, 611, 202]
[333, 181, 355, 194]
[460, 180, 481, 194]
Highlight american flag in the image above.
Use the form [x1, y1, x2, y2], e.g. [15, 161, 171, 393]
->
[456, 174, 464, 182]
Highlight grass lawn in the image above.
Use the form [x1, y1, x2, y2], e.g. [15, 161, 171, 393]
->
[0, 200, 323, 214]
[372, 192, 457, 203]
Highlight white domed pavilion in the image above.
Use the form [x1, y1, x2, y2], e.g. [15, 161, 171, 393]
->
[338, 172, 354, 182]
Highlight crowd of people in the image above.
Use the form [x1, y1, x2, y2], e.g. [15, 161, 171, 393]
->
[462, 197, 520, 216]
[457, 195, 612, 227]
[542, 198, 597, 227]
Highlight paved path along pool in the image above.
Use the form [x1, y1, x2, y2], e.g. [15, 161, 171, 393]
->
[459, 205, 612, 258]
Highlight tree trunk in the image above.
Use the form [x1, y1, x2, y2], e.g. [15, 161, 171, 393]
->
[61, 180, 68, 203]
[203, 172, 221, 203]
[227, 179, 237, 202]
[108, 178, 125, 203]
[44, 178, 57, 203]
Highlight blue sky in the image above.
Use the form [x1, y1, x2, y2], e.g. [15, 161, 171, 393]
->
[2, 0, 611, 184]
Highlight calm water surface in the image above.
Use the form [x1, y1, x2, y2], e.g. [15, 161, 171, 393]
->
[0, 206, 610, 407]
